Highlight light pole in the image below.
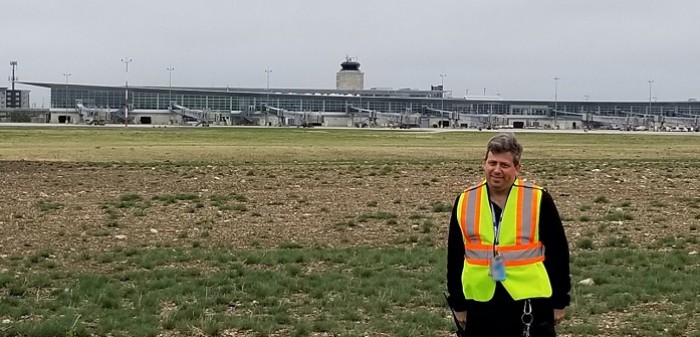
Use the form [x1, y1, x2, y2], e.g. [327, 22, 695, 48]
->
[440, 73, 446, 127]
[8, 61, 18, 108]
[9, 61, 17, 92]
[62, 72, 71, 109]
[553, 76, 560, 128]
[121, 57, 132, 126]
[167, 66, 175, 108]
[265, 68, 272, 92]
[648, 80, 654, 115]
[265, 68, 272, 126]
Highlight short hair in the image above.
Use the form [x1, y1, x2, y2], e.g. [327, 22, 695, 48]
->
[484, 133, 523, 165]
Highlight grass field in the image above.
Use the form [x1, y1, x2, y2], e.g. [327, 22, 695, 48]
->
[0, 126, 699, 337]
[1, 127, 699, 163]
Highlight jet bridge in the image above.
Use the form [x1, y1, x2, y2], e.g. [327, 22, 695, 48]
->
[170, 104, 211, 126]
[264, 105, 323, 127]
[376, 111, 421, 128]
[347, 105, 379, 127]
[75, 101, 110, 125]
[580, 112, 654, 130]
[422, 107, 459, 127]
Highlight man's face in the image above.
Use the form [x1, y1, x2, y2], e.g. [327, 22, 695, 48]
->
[483, 151, 521, 192]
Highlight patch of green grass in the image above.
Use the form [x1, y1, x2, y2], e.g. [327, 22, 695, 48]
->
[602, 235, 633, 248]
[26, 250, 52, 265]
[378, 165, 392, 175]
[231, 203, 247, 212]
[152, 194, 178, 205]
[36, 200, 63, 212]
[209, 194, 247, 211]
[357, 211, 397, 222]
[117, 193, 142, 205]
[648, 236, 686, 250]
[577, 238, 595, 250]
[209, 194, 228, 204]
[175, 193, 199, 201]
[421, 219, 434, 233]
[101, 194, 151, 219]
[0, 246, 455, 336]
[565, 249, 700, 336]
[596, 223, 609, 233]
[231, 193, 248, 202]
[153, 193, 199, 205]
[430, 201, 451, 213]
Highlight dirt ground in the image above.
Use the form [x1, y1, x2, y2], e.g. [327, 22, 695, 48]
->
[1, 159, 699, 337]
[1, 159, 698, 260]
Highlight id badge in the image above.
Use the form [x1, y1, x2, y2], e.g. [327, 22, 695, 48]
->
[489, 255, 506, 282]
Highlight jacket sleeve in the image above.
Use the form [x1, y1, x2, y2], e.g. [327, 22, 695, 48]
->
[446, 194, 468, 311]
[539, 190, 571, 309]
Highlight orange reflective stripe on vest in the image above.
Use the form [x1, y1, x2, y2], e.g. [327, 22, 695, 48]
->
[517, 181, 539, 245]
[459, 184, 483, 244]
[464, 242, 545, 266]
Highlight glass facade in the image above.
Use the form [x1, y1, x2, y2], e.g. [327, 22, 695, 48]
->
[45, 84, 700, 120]
[53, 87, 124, 109]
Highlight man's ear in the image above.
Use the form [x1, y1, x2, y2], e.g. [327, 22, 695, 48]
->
[515, 163, 522, 173]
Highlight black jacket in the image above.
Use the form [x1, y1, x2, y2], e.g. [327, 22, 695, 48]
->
[446, 185, 571, 312]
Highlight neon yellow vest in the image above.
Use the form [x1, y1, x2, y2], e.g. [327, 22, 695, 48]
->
[456, 179, 552, 302]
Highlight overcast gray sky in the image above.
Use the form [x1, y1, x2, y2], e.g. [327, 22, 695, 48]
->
[2, 0, 699, 107]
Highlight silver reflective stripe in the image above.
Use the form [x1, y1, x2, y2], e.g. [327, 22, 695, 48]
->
[520, 186, 534, 245]
[465, 187, 480, 243]
[465, 245, 544, 261]
[500, 245, 545, 260]
[464, 248, 491, 260]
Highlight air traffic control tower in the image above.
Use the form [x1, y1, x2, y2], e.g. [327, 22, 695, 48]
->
[336, 57, 364, 90]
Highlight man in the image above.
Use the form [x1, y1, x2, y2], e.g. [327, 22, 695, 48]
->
[446, 133, 571, 337]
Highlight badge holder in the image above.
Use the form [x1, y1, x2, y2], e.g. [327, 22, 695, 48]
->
[489, 254, 506, 282]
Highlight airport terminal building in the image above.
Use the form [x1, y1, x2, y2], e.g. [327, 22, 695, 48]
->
[11, 59, 700, 130]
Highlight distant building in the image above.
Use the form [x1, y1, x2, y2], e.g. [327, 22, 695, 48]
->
[3, 89, 30, 108]
[431, 85, 444, 98]
[336, 57, 364, 90]
[0, 87, 6, 108]
[16, 56, 700, 130]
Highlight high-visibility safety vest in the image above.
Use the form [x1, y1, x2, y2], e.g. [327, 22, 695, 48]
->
[456, 179, 552, 302]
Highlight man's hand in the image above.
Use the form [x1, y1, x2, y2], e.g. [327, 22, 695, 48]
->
[554, 309, 565, 324]
[455, 311, 467, 327]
